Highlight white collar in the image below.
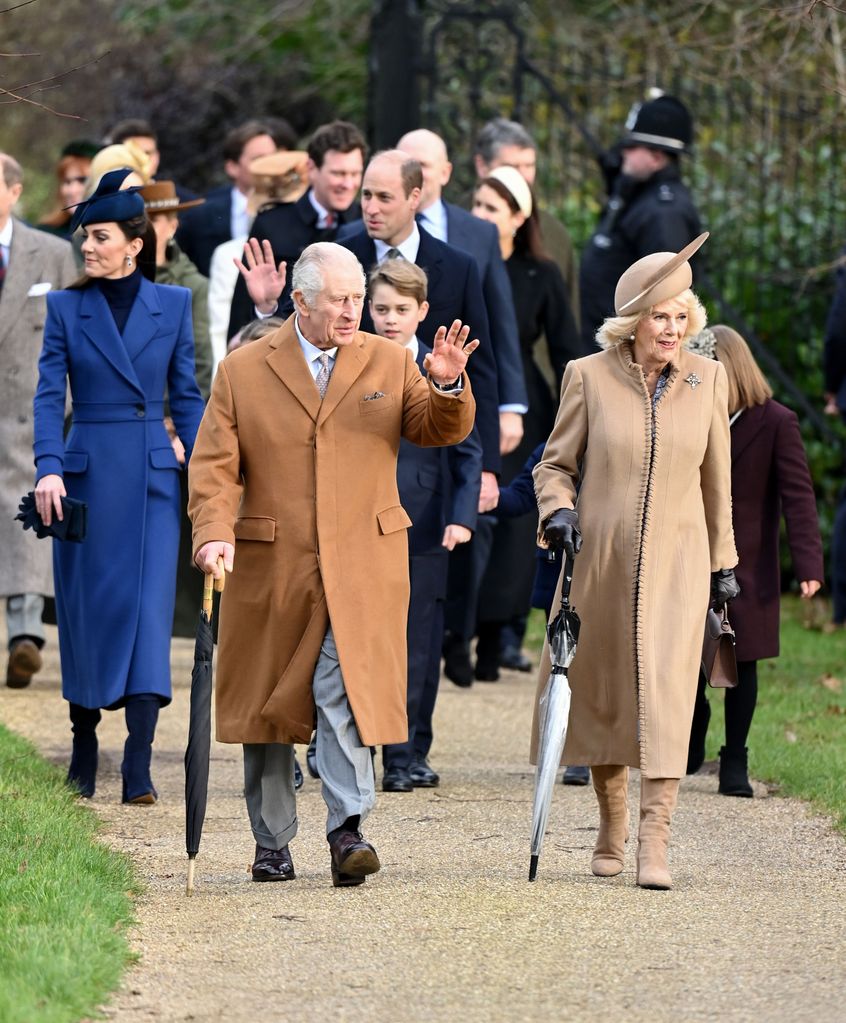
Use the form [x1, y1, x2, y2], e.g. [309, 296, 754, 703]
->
[231, 187, 248, 210]
[0, 217, 13, 248]
[374, 223, 420, 264]
[404, 335, 420, 361]
[308, 190, 334, 228]
[294, 315, 338, 362]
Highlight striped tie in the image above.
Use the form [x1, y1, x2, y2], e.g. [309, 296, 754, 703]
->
[316, 352, 331, 399]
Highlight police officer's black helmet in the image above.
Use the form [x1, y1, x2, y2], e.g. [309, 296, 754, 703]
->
[620, 94, 693, 154]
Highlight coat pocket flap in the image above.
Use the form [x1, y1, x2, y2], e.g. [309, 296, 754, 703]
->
[149, 446, 181, 470]
[62, 451, 88, 473]
[234, 516, 276, 542]
[359, 393, 395, 415]
[377, 505, 412, 535]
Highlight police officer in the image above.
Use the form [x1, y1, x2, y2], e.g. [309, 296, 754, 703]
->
[579, 94, 703, 350]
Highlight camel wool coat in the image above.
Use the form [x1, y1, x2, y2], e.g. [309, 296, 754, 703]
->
[532, 343, 737, 778]
[188, 317, 475, 746]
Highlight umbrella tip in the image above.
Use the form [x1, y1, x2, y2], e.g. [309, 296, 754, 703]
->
[529, 855, 539, 882]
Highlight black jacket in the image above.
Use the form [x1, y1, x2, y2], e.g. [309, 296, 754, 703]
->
[579, 163, 703, 349]
[175, 185, 232, 278]
[227, 190, 361, 339]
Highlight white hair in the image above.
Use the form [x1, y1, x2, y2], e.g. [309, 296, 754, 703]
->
[291, 242, 365, 307]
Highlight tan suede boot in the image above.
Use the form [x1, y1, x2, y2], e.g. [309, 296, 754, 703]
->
[590, 765, 630, 877]
[636, 777, 680, 890]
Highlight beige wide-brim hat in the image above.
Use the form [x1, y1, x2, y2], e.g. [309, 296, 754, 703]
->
[247, 150, 309, 213]
[614, 232, 709, 316]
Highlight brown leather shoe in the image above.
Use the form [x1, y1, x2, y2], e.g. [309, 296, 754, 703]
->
[252, 843, 296, 882]
[6, 639, 42, 689]
[328, 830, 380, 887]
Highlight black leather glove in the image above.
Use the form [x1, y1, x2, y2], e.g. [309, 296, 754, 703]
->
[711, 568, 740, 609]
[543, 508, 582, 558]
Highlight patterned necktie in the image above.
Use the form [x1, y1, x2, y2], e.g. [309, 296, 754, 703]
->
[0, 247, 6, 299]
[385, 247, 403, 260]
[316, 352, 331, 399]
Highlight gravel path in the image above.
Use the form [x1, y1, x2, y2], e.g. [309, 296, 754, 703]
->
[2, 624, 845, 1023]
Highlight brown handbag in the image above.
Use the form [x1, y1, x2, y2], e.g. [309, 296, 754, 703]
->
[701, 606, 738, 688]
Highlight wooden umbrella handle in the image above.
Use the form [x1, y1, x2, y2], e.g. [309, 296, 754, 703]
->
[202, 556, 226, 616]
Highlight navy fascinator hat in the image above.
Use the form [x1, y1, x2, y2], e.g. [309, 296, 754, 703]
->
[67, 168, 146, 233]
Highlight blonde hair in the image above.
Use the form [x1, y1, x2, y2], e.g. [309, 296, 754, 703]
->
[368, 259, 428, 305]
[84, 141, 152, 197]
[711, 324, 772, 413]
[596, 288, 707, 349]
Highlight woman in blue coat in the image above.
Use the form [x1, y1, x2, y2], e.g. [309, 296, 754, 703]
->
[33, 170, 205, 803]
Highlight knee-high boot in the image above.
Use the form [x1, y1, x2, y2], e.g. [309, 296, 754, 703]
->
[636, 777, 680, 890]
[122, 696, 160, 804]
[68, 703, 101, 798]
[591, 765, 630, 876]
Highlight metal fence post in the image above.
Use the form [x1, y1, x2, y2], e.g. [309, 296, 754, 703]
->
[368, 0, 423, 150]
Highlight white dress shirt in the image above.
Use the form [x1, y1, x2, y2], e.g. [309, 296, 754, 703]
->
[373, 224, 420, 264]
[294, 316, 338, 379]
[230, 187, 250, 241]
[0, 217, 13, 270]
[308, 190, 336, 229]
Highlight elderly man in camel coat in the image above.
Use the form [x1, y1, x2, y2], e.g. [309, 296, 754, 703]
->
[188, 241, 476, 887]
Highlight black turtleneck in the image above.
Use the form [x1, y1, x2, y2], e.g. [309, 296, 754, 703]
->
[96, 267, 142, 335]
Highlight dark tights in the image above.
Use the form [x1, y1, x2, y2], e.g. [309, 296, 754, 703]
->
[724, 659, 758, 752]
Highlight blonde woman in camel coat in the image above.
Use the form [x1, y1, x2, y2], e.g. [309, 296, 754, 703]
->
[533, 235, 739, 889]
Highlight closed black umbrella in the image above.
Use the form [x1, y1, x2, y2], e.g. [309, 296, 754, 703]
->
[185, 561, 224, 895]
[529, 554, 580, 882]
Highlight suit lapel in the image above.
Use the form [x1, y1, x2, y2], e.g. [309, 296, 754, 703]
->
[0, 220, 41, 349]
[317, 335, 369, 425]
[265, 319, 322, 422]
[415, 227, 443, 295]
[79, 286, 144, 394]
[730, 402, 769, 463]
[121, 277, 162, 363]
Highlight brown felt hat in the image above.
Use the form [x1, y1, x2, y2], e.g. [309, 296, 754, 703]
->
[140, 180, 205, 214]
[614, 232, 709, 316]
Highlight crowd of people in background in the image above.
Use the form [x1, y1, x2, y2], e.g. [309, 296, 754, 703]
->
[0, 91, 830, 889]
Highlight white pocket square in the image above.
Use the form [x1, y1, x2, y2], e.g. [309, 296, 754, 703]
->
[27, 282, 53, 297]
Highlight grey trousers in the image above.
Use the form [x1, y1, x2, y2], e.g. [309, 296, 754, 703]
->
[6, 594, 45, 645]
[243, 626, 376, 850]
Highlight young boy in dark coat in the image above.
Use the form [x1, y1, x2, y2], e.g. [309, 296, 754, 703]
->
[368, 259, 483, 791]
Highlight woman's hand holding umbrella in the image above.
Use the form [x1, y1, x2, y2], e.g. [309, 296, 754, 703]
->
[543, 508, 582, 558]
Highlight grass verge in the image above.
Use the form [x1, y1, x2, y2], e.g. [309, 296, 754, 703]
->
[527, 596, 846, 835]
[0, 724, 138, 1023]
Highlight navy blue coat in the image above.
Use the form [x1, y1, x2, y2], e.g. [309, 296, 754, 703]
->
[339, 224, 502, 474]
[398, 343, 482, 556]
[33, 279, 205, 709]
[443, 203, 527, 408]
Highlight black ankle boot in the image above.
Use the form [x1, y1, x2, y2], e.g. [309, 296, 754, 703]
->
[122, 697, 159, 804]
[686, 680, 711, 775]
[718, 746, 753, 797]
[67, 703, 101, 798]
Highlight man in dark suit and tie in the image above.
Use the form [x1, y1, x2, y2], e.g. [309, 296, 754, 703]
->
[338, 150, 502, 488]
[176, 120, 278, 277]
[398, 129, 528, 456]
[227, 121, 366, 339]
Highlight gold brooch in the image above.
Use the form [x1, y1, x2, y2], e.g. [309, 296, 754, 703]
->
[685, 373, 701, 390]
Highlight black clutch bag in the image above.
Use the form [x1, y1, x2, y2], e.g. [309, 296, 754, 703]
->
[15, 492, 87, 543]
[701, 606, 738, 689]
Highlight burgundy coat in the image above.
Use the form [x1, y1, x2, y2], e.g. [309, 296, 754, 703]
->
[730, 399, 823, 661]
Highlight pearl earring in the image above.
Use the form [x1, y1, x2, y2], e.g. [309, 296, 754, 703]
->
[629, 333, 635, 341]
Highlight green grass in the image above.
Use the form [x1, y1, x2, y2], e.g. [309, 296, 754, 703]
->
[527, 596, 846, 835]
[0, 725, 139, 1023]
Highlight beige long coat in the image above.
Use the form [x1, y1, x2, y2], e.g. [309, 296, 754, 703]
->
[532, 343, 737, 778]
[188, 318, 475, 746]
[0, 219, 77, 597]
